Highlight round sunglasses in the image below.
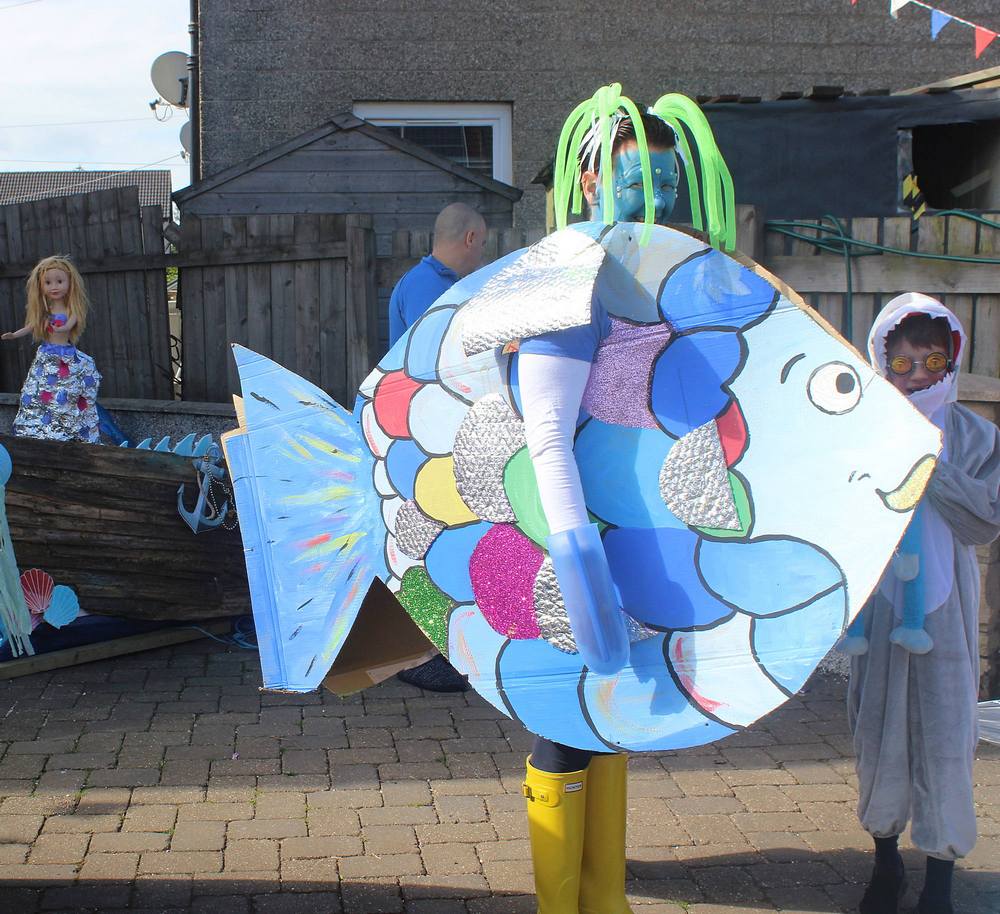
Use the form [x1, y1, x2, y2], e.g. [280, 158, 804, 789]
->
[888, 352, 952, 376]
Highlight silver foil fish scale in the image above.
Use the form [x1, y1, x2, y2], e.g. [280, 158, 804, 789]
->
[533, 558, 578, 654]
[460, 230, 605, 357]
[452, 393, 524, 523]
[533, 558, 660, 655]
[394, 499, 446, 560]
[659, 421, 740, 530]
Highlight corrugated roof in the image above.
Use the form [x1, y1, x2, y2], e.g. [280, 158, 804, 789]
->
[0, 170, 172, 212]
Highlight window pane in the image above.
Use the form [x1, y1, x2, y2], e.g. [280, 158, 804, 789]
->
[388, 125, 494, 177]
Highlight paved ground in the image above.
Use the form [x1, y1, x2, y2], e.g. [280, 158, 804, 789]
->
[0, 637, 996, 914]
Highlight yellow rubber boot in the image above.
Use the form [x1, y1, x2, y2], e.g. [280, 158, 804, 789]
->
[523, 757, 589, 914]
[579, 753, 634, 914]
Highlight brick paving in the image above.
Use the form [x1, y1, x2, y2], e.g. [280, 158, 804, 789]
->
[0, 638, 996, 913]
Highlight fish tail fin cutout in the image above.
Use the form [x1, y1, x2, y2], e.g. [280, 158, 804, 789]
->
[223, 345, 384, 691]
[649, 94, 736, 252]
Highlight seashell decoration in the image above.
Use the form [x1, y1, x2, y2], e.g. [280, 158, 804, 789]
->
[20, 568, 54, 619]
[44, 585, 80, 630]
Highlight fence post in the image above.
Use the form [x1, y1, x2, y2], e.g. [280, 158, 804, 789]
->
[346, 214, 379, 394]
[735, 204, 763, 262]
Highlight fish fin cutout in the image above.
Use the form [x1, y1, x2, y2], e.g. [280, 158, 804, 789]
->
[224, 346, 383, 691]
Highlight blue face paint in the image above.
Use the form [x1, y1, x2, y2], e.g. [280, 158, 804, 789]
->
[593, 146, 678, 225]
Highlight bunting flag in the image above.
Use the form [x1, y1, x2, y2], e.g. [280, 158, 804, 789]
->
[976, 25, 999, 58]
[854, 1, 998, 59]
[930, 8, 952, 38]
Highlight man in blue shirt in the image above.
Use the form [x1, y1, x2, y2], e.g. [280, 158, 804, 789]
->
[390, 202, 487, 692]
[388, 203, 487, 346]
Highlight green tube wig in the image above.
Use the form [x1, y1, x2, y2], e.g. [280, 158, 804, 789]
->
[552, 84, 735, 251]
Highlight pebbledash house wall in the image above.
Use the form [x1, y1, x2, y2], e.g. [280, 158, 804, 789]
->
[196, 0, 1000, 231]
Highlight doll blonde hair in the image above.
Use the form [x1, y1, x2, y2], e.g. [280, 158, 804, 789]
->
[24, 255, 89, 344]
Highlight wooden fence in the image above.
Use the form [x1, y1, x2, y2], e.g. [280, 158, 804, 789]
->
[376, 226, 547, 292]
[2, 197, 998, 408]
[0, 188, 172, 399]
[388, 210, 1000, 378]
[757, 211, 1000, 374]
[177, 213, 378, 406]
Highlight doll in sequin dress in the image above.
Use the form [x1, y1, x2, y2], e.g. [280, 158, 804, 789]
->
[3, 256, 101, 443]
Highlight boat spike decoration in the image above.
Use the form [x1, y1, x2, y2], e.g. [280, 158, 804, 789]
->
[120, 433, 215, 457]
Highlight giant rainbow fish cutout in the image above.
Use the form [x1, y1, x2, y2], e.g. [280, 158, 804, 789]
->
[222, 222, 941, 752]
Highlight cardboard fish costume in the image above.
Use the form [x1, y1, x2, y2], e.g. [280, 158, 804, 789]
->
[222, 89, 941, 757]
[223, 237, 940, 753]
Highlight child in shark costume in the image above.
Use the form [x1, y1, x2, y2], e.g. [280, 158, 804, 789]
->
[847, 294, 1000, 914]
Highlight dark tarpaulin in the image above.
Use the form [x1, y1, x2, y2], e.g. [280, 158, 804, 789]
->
[667, 90, 1000, 221]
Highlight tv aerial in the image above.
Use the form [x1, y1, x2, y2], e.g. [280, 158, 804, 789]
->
[149, 51, 189, 119]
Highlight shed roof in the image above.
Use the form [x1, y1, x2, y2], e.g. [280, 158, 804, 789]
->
[0, 170, 172, 212]
[175, 112, 522, 205]
[899, 64, 1000, 95]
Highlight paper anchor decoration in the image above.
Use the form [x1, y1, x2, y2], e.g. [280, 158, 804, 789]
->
[223, 222, 941, 752]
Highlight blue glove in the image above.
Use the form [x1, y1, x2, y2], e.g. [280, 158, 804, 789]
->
[546, 523, 630, 675]
[889, 506, 933, 655]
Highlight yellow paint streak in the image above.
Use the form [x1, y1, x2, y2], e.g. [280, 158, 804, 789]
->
[284, 436, 313, 460]
[596, 678, 617, 711]
[300, 434, 361, 463]
[320, 602, 356, 664]
[283, 485, 355, 506]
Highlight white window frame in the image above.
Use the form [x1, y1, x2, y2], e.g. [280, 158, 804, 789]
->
[352, 101, 513, 185]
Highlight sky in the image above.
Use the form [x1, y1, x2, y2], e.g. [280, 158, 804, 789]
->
[0, 0, 193, 195]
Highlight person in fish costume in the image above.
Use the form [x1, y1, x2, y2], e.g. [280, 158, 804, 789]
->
[222, 86, 941, 914]
[841, 295, 1000, 914]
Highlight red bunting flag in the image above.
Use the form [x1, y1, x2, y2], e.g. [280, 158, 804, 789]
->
[975, 26, 998, 58]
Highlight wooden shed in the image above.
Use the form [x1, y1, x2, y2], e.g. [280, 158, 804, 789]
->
[173, 113, 522, 380]
[173, 112, 522, 256]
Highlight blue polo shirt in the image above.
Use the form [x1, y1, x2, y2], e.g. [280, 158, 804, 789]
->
[388, 255, 459, 346]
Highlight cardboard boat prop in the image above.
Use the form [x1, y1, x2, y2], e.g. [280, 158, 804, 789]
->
[223, 222, 941, 752]
[0, 432, 249, 666]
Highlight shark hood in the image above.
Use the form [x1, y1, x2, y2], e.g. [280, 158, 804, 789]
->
[868, 292, 966, 421]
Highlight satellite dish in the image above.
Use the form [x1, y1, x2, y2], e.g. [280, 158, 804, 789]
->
[180, 121, 191, 154]
[151, 51, 189, 107]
